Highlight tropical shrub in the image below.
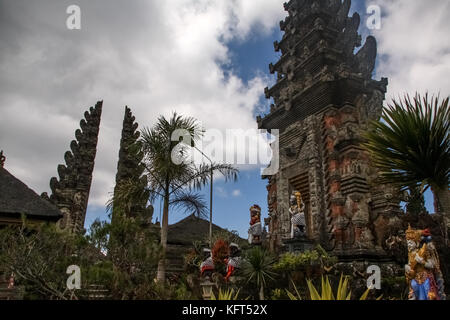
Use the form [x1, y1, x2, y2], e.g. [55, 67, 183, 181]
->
[363, 93, 449, 217]
[0, 221, 97, 300]
[211, 288, 241, 300]
[286, 275, 377, 300]
[273, 245, 337, 289]
[240, 246, 277, 300]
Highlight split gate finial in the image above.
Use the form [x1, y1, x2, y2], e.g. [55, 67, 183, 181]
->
[0, 150, 5, 167]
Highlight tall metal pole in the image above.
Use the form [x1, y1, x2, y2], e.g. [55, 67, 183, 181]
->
[194, 146, 214, 248]
[210, 168, 213, 248]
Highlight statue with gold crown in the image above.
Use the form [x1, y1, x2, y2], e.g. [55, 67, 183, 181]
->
[289, 191, 306, 239]
[405, 225, 446, 300]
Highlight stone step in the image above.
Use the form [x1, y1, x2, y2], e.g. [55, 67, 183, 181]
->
[0, 287, 24, 300]
[83, 284, 111, 300]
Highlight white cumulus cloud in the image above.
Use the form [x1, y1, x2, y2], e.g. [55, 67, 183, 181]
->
[0, 0, 285, 223]
[368, 0, 450, 100]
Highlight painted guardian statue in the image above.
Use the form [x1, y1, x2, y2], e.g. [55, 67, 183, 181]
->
[289, 191, 306, 239]
[405, 226, 446, 300]
[225, 243, 242, 281]
[248, 205, 262, 245]
[200, 248, 214, 278]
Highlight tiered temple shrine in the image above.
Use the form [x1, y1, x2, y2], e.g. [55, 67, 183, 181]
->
[259, 0, 403, 259]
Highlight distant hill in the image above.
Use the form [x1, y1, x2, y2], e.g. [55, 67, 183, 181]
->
[167, 214, 246, 246]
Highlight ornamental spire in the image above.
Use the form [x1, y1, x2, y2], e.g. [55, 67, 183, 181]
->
[47, 101, 103, 233]
[0, 150, 5, 167]
[112, 106, 151, 220]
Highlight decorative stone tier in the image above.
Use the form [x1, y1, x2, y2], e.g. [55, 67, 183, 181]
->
[282, 238, 315, 254]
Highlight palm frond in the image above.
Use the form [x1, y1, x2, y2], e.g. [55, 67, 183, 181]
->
[107, 178, 152, 216]
[169, 191, 207, 218]
[172, 163, 239, 194]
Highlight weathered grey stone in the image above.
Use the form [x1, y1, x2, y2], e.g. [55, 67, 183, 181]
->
[47, 101, 103, 234]
[112, 106, 152, 221]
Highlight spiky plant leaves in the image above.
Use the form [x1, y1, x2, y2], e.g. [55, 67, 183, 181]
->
[363, 93, 449, 213]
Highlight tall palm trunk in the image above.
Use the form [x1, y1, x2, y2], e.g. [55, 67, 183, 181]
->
[432, 187, 450, 245]
[435, 188, 450, 216]
[156, 184, 170, 284]
[259, 283, 264, 300]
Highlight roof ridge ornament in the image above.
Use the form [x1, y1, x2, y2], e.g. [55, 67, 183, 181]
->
[0, 150, 5, 167]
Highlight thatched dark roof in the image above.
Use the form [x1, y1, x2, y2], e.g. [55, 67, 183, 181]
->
[167, 214, 244, 245]
[0, 167, 62, 221]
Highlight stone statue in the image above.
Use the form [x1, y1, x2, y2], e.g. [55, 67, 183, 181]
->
[225, 243, 242, 281]
[289, 191, 306, 239]
[248, 205, 262, 245]
[200, 248, 214, 278]
[405, 226, 446, 300]
[349, 194, 374, 249]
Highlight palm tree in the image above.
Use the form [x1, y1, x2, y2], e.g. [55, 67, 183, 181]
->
[140, 112, 238, 284]
[241, 246, 277, 300]
[363, 93, 449, 228]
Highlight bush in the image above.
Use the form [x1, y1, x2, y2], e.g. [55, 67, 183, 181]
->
[273, 245, 337, 275]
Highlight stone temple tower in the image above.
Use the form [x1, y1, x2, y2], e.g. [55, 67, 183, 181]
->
[112, 106, 152, 221]
[258, 0, 403, 259]
[43, 101, 103, 234]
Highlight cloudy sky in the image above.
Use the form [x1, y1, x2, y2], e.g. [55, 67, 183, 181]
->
[0, 0, 448, 237]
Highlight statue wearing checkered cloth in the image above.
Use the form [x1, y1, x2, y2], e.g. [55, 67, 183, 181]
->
[289, 191, 306, 239]
[225, 243, 242, 281]
[248, 205, 262, 245]
[200, 248, 214, 277]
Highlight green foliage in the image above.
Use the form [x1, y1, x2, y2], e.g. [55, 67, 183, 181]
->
[107, 177, 152, 220]
[0, 214, 161, 300]
[0, 221, 97, 299]
[211, 288, 241, 300]
[83, 261, 115, 288]
[139, 112, 239, 217]
[273, 245, 337, 274]
[270, 289, 284, 300]
[284, 279, 302, 300]
[151, 274, 201, 300]
[363, 93, 449, 209]
[405, 185, 428, 215]
[296, 275, 373, 300]
[240, 246, 277, 300]
[184, 240, 205, 273]
[85, 215, 161, 299]
[136, 112, 239, 283]
[381, 276, 408, 300]
[150, 275, 199, 300]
